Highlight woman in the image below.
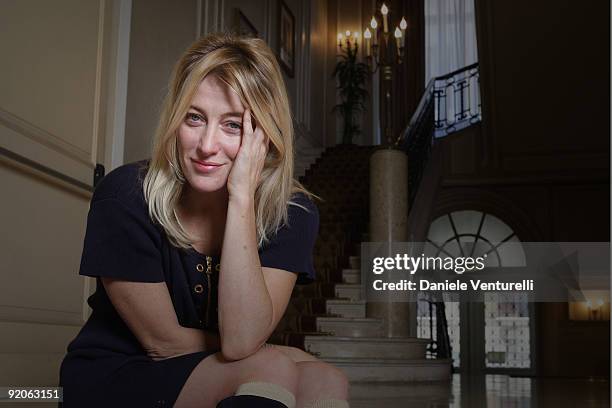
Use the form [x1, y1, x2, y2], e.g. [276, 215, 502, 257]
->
[59, 33, 349, 408]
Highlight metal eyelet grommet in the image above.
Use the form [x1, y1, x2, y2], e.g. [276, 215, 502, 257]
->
[215, 264, 220, 272]
[194, 284, 204, 294]
[196, 264, 204, 272]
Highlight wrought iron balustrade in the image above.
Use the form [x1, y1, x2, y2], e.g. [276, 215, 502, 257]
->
[433, 62, 481, 138]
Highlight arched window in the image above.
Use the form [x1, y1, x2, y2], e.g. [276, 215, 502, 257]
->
[425, 210, 525, 266]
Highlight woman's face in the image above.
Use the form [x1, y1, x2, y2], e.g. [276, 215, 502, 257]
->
[177, 75, 244, 194]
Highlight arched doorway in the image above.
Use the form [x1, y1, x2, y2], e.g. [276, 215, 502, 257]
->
[418, 210, 533, 373]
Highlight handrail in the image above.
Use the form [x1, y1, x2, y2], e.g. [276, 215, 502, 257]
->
[395, 63, 481, 147]
[434, 61, 479, 81]
[394, 78, 435, 149]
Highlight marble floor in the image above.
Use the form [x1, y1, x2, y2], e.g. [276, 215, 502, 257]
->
[348, 374, 610, 407]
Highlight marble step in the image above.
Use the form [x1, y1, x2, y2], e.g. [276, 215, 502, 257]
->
[326, 356, 453, 382]
[304, 336, 428, 359]
[342, 268, 361, 284]
[335, 283, 363, 301]
[349, 380, 452, 399]
[326, 299, 366, 318]
[348, 255, 360, 269]
[316, 317, 383, 337]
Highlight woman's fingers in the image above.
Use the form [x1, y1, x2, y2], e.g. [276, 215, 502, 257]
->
[240, 109, 267, 172]
[243, 108, 254, 135]
[241, 109, 267, 151]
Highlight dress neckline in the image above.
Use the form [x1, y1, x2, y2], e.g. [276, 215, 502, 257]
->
[187, 246, 220, 259]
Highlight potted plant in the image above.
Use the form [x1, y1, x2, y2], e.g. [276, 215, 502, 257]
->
[332, 40, 369, 144]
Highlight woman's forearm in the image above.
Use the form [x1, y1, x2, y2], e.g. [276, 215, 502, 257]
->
[218, 196, 274, 360]
[148, 327, 220, 361]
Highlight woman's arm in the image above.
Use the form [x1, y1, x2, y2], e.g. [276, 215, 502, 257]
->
[218, 110, 297, 360]
[218, 198, 297, 361]
[102, 278, 220, 361]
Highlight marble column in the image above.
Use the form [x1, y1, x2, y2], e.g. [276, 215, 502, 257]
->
[367, 148, 416, 337]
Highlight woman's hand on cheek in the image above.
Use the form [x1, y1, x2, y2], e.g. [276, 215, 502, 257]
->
[227, 109, 268, 204]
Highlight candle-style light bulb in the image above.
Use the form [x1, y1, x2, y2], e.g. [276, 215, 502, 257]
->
[370, 17, 378, 45]
[399, 17, 407, 47]
[394, 27, 401, 54]
[345, 30, 351, 37]
[381, 3, 389, 33]
[352, 31, 360, 52]
[337, 32, 343, 47]
[364, 28, 372, 56]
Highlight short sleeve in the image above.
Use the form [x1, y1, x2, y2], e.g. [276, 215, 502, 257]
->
[259, 195, 319, 285]
[79, 197, 165, 283]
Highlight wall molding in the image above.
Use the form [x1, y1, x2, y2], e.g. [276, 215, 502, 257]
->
[300, 0, 312, 133]
[201, 0, 225, 34]
[0, 0, 127, 176]
[265, 0, 273, 44]
[196, 0, 203, 37]
[91, 0, 106, 167]
[0, 305, 82, 327]
[0, 109, 91, 167]
[106, 0, 131, 170]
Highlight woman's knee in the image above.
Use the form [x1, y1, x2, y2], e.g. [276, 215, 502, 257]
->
[175, 349, 301, 408]
[238, 345, 300, 390]
[271, 344, 319, 362]
[318, 362, 349, 395]
[297, 361, 349, 399]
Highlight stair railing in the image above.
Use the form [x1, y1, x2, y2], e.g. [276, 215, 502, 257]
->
[420, 298, 453, 360]
[395, 63, 481, 208]
[395, 77, 436, 208]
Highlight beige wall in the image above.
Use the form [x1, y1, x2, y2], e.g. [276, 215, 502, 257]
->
[0, 0, 129, 390]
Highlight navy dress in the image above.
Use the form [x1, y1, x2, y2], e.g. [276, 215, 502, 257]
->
[59, 162, 318, 407]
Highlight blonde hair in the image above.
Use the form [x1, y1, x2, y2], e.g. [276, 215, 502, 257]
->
[143, 33, 312, 249]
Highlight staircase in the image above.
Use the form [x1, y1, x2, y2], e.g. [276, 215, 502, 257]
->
[269, 63, 484, 397]
[272, 144, 451, 383]
[293, 128, 325, 178]
[304, 260, 451, 382]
